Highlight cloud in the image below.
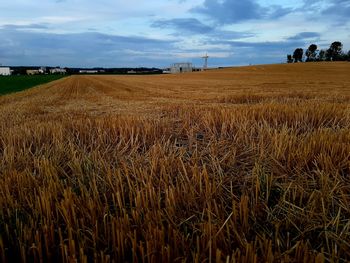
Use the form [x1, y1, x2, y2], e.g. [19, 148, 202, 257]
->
[209, 30, 255, 40]
[269, 5, 294, 19]
[191, 0, 292, 24]
[151, 18, 255, 39]
[151, 18, 213, 34]
[322, 0, 350, 20]
[202, 39, 307, 65]
[0, 25, 291, 68]
[192, 0, 265, 24]
[0, 28, 176, 67]
[217, 40, 305, 51]
[1, 24, 49, 30]
[301, 0, 350, 22]
[0, 0, 348, 68]
[287, 32, 321, 40]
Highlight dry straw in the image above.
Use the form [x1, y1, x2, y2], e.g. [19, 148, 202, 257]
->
[0, 62, 350, 262]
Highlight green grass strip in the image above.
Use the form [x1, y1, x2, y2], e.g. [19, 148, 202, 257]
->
[0, 75, 66, 95]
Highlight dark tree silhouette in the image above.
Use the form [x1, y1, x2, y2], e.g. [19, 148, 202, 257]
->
[287, 41, 348, 62]
[340, 50, 350, 61]
[305, 44, 318, 62]
[318, 50, 326, 61]
[293, 48, 303, 62]
[326, 41, 343, 61]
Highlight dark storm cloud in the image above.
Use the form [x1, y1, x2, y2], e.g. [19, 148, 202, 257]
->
[191, 0, 292, 24]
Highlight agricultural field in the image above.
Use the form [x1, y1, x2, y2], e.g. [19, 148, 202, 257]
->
[0, 62, 350, 262]
[0, 75, 66, 95]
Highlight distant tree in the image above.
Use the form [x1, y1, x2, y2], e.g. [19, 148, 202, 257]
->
[348, 50, 350, 61]
[293, 48, 303, 62]
[305, 44, 318, 62]
[13, 67, 27, 75]
[339, 52, 348, 61]
[318, 50, 326, 61]
[326, 41, 343, 61]
[287, 54, 293, 63]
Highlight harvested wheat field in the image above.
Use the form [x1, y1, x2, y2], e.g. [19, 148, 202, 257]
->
[1, 62, 350, 262]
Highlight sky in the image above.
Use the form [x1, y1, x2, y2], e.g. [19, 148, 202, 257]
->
[0, 0, 349, 68]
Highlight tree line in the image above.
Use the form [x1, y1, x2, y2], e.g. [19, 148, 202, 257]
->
[287, 41, 350, 63]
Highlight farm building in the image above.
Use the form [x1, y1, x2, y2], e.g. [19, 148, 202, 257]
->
[39, 67, 47, 74]
[0, 67, 11, 76]
[26, 69, 41, 75]
[79, 70, 99, 74]
[170, 63, 193, 74]
[50, 68, 67, 74]
[26, 68, 47, 75]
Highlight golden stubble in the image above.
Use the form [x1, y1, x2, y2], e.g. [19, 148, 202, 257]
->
[0, 62, 350, 262]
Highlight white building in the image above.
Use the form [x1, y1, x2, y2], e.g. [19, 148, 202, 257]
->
[170, 63, 193, 74]
[39, 67, 47, 74]
[0, 67, 11, 76]
[79, 70, 98, 74]
[26, 67, 47, 75]
[26, 69, 41, 75]
[50, 68, 66, 74]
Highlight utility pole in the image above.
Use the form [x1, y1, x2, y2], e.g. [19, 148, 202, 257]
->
[202, 53, 209, 70]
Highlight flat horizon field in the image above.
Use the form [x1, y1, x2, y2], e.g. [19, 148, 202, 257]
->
[1, 62, 350, 262]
